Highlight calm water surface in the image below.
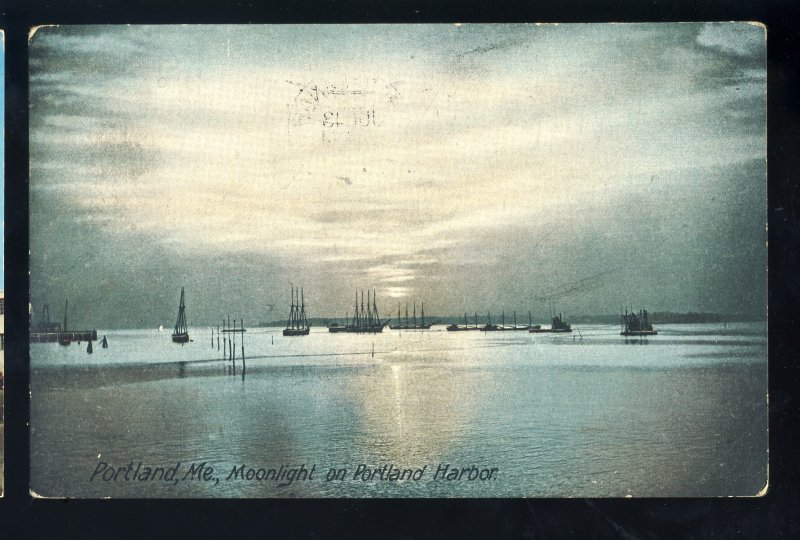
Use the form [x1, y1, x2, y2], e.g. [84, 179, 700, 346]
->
[30, 323, 767, 498]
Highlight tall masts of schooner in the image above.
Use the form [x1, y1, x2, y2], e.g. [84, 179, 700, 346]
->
[352, 289, 377, 328]
[389, 299, 434, 330]
[284, 284, 310, 336]
[348, 289, 385, 332]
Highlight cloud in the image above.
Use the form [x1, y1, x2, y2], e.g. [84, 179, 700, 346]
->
[29, 24, 767, 322]
[696, 23, 764, 57]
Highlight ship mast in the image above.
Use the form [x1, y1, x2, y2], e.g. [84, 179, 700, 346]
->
[300, 287, 307, 329]
[373, 289, 378, 328]
[291, 287, 296, 329]
[174, 287, 188, 335]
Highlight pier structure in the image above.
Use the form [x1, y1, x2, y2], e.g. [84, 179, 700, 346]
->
[29, 300, 97, 344]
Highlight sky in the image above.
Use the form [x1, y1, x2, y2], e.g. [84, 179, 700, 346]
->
[28, 24, 767, 328]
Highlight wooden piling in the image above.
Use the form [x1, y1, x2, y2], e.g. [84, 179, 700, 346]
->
[223, 318, 227, 357]
[241, 318, 246, 377]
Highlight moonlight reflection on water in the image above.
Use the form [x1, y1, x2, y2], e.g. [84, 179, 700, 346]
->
[30, 323, 767, 498]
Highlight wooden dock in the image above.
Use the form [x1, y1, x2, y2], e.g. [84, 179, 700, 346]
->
[30, 330, 98, 343]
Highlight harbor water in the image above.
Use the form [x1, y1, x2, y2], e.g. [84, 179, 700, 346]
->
[30, 323, 768, 498]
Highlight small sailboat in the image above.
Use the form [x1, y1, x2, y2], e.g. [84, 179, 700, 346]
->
[172, 287, 190, 343]
[283, 285, 311, 336]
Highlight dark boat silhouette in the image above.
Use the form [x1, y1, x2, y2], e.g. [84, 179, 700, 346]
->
[345, 290, 388, 333]
[389, 301, 437, 330]
[480, 312, 499, 331]
[495, 311, 531, 331]
[620, 308, 658, 336]
[327, 312, 348, 333]
[172, 287, 190, 343]
[447, 312, 482, 331]
[529, 313, 572, 333]
[529, 299, 572, 333]
[283, 285, 311, 336]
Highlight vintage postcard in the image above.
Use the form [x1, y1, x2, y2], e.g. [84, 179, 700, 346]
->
[29, 23, 767, 498]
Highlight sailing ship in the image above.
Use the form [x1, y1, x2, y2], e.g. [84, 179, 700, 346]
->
[389, 302, 437, 330]
[496, 311, 531, 331]
[620, 308, 658, 336]
[446, 312, 481, 331]
[346, 290, 388, 333]
[172, 287, 190, 343]
[283, 285, 310, 336]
